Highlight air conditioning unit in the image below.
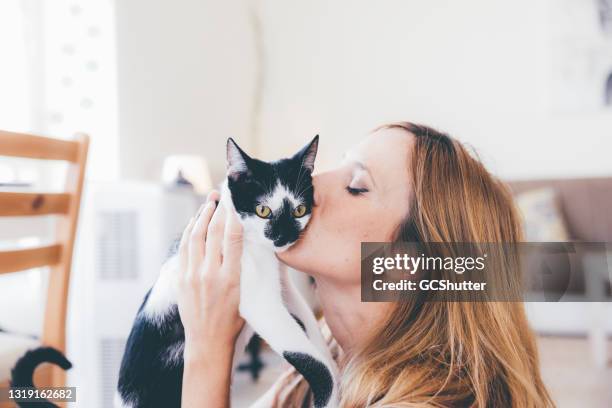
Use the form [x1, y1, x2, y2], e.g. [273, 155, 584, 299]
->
[67, 181, 201, 408]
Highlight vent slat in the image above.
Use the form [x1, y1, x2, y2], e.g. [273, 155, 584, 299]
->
[100, 338, 127, 407]
[96, 211, 139, 280]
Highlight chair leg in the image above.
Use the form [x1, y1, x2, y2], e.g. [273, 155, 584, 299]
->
[0, 379, 16, 408]
[237, 335, 265, 381]
[32, 364, 67, 408]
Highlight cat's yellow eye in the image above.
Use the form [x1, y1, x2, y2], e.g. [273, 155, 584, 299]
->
[292, 204, 307, 218]
[255, 205, 272, 218]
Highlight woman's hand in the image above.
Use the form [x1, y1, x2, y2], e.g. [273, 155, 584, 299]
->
[177, 190, 244, 349]
[177, 190, 244, 408]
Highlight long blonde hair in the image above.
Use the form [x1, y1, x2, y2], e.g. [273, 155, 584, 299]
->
[274, 122, 554, 407]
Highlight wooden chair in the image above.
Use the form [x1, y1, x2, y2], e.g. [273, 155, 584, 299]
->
[0, 130, 88, 406]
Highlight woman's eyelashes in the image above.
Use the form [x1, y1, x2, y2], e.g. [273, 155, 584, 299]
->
[346, 186, 368, 196]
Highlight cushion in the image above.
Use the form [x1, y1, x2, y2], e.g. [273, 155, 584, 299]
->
[0, 332, 39, 381]
[515, 187, 570, 241]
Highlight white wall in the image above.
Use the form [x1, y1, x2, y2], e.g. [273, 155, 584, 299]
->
[115, 0, 258, 182]
[256, 0, 612, 180]
[114, 0, 612, 182]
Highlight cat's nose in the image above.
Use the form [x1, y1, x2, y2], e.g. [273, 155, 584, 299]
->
[274, 236, 292, 248]
[272, 228, 299, 248]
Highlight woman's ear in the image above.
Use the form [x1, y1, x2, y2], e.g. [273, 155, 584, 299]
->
[226, 138, 252, 180]
[293, 135, 319, 173]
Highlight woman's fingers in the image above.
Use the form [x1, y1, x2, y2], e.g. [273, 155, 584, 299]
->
[180, 215, 197, 252]
[179, 215, 198, 275]
[205, 203, 227, 271]
[181, 190, 219, 281]
[206, 190, 221, 204]
[222, 210, 243, 282]
[200, 189, 220, 244]
[188, 201, 216, 267]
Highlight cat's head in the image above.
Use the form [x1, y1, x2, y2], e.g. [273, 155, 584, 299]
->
[225, 136, 319, 252]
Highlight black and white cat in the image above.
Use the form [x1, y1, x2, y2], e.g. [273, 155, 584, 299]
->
[116, 136, 339, 408]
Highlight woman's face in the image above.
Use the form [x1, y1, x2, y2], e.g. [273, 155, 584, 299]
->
[279, 128, 414, 285]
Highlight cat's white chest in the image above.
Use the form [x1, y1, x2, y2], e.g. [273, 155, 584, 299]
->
[239, 242, 283, 311]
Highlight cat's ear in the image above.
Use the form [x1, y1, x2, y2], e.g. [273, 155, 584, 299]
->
[293, 135, 319, 173]
[227, 138, 252, 180]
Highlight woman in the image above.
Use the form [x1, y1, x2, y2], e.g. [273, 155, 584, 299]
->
[178, 122, 554, 407]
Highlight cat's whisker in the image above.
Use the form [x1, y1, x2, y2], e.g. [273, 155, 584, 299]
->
[295, 184, 313, 199]
[294, 159, 307, 196]
[293, 152, 309, 194]
[297, 182, 313, 195]
[294, 172, 310, 200]
[295, 171, 307, 193]
[295, 165, 304, 192]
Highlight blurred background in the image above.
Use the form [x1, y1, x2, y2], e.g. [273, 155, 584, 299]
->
[0, 0, 611, 407]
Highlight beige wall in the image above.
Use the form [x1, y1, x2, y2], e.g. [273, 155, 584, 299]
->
[116, 0, 612, 183]
[115, 0, 258, 183]
[256, 0, 612, 178]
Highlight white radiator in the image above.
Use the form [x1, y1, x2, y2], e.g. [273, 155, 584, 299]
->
[66, 181, 200, 408]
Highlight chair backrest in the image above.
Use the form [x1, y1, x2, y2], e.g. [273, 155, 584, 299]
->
[0, 130, 89, 356]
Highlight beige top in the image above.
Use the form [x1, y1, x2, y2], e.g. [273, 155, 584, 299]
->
[249, 369, 302, 407]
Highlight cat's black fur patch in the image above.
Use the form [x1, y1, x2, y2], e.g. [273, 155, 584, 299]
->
[290, 313, 307, 334]
[117, 290, 185, 408]
[283, 351, 333, 408]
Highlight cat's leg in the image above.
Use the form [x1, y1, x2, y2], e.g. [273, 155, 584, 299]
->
[117, 256, 184, 408]
[240, 252, 338, 408]
[279, 265, 337, 372]
[141, 255, 180, 323]
[117, 304, 184, 408]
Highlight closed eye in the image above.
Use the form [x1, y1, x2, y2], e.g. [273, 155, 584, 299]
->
[346, 186, 368, 196]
